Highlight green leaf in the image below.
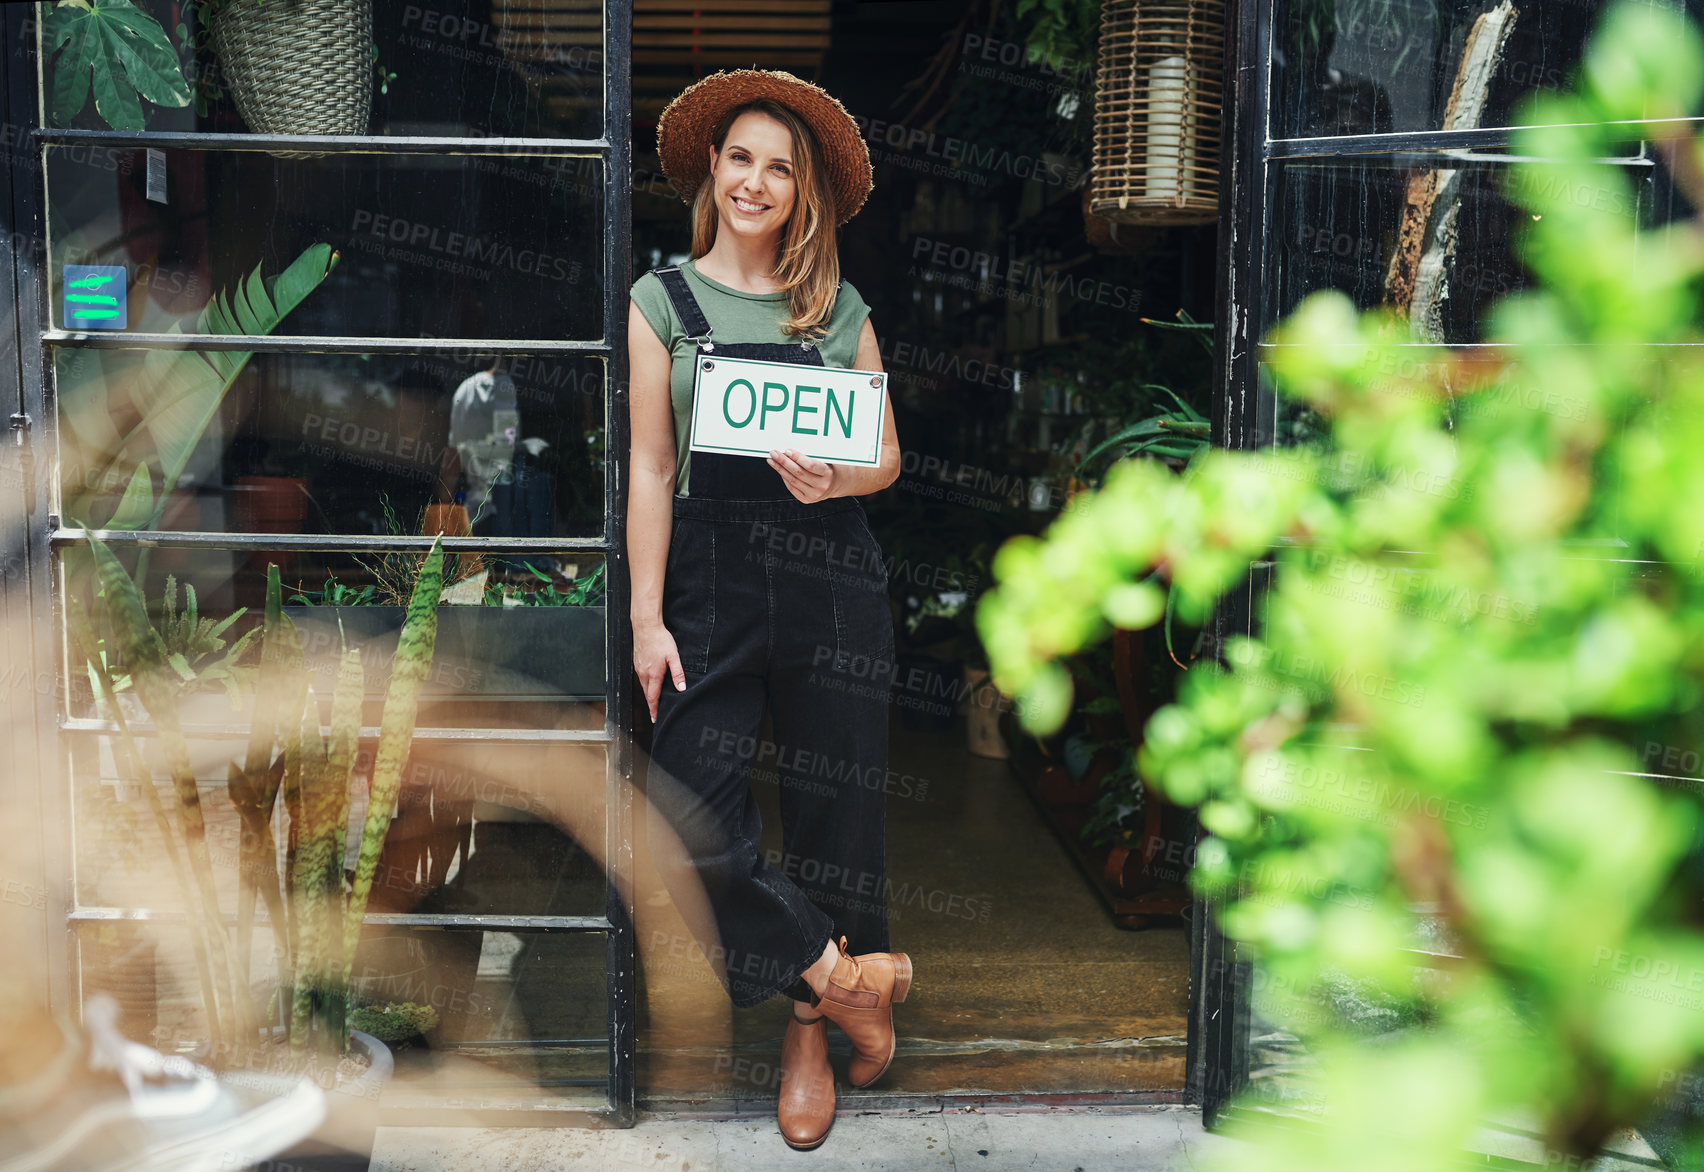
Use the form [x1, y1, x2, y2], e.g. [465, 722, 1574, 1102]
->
[45, 0, 190, 131]
[62, 244, 338, 530]
[1016, 660, 1073, 734]
[1142, 383, 1208, 422]
[343, 538, 444, 971]
[1102, 581, 1165, 628]
[104, 462, 154, 529]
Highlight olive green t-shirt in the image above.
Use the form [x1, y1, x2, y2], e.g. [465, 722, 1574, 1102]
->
[629, 257, 872, 494]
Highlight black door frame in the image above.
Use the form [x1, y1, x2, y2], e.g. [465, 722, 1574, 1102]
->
[1185, 0, 1269, 1124]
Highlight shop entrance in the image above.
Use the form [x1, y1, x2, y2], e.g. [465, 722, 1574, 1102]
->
[627, 0, 1209, 1105]
[0, 0, 1237, 1132]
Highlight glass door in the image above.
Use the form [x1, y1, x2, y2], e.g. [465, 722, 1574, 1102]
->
[1204, 0, 1651, 1133]
[12, 0, 637, 1124]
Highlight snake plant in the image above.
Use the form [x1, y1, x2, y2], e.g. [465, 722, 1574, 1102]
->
[80, 538, 446, 1060]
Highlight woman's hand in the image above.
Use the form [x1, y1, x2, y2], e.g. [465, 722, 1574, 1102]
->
[634, 619, 687, 720]
[768, 447, 839, 503]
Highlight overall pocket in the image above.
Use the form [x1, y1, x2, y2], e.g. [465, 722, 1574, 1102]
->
[661, 517, 717, 674]
[825, 509, 895, 666]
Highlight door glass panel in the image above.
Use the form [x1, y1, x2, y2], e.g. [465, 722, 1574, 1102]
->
[1272, 0, 1601, 139]
[54, 348, 606, 539]
[77, 920, 610, 1109]
[67, 728, 608, 917]
[45, 147, 605, 340]
[59, 544, 609, 732]
[374, 930, 610, 1109]
[37, 0, 604, 140]
[38, 0, 627, 1119]
[1265, 152, 1677, 346]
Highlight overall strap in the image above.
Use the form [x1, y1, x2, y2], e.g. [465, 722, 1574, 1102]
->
[651, 265, 714, 348]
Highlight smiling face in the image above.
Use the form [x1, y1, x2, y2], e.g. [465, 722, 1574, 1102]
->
[707, 109, 798, 243]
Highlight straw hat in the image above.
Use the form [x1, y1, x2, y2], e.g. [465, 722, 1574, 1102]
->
[656, 68, 874, 226]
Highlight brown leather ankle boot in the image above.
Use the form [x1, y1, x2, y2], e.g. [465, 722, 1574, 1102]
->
[810, 936, 913, 1088]
[777, 1009, 835, 1150]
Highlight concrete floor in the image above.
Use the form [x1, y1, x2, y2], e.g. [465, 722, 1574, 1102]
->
[371, 1104, 1233, 1171]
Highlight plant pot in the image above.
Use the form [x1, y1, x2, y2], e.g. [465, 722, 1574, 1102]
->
[423, 503, 481, 583]
[962, 666, 1011, 760]
[347, 932, 431, 1008]
[255, 1028, 393, 1172]
[210, 0, 373, 159]
[283, 605, 606, 700]
[234, 476, 308, 573]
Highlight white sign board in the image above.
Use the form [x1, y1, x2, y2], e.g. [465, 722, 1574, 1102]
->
[688, 353, 886, 467]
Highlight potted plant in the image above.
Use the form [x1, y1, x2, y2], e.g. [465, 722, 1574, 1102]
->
[285, 508, 607, 703]
[190, 0, 377, 152]
[72, 530, 450, 1170]
[901, 544, 1011, 758]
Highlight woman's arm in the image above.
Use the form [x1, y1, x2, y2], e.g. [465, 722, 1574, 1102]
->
[767, 316, 901, 500]
[627, 296, 686, 718]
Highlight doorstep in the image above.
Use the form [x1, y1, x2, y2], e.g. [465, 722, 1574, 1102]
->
[369, 1103, 1235, 1171]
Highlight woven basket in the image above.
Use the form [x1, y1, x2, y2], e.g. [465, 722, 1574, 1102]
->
[210, 0, 372, 159]
[1082, 167, 1160, 254]
[1090, 0, 1224, 226]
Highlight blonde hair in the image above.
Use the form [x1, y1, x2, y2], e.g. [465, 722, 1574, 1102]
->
[688, 98, 841, 343]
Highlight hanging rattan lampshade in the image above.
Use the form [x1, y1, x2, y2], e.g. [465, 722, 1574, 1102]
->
[1090, 0, 1225, 226]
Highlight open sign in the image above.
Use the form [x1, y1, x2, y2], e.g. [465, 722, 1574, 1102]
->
[688, 353, 886, 466]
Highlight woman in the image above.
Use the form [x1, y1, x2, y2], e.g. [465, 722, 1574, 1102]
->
[626, 69, 911, 1151]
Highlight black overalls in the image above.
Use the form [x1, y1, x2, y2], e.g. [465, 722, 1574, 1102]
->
[642, 264, 896, 1008]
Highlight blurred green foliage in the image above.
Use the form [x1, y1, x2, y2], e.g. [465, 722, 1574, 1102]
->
[979, 1, 1704, 1165]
